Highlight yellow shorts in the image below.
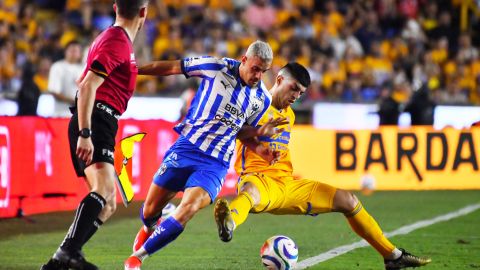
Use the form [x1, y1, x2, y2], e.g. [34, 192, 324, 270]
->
[237, 173, 337, 215]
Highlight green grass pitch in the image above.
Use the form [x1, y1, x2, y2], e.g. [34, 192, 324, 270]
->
[0, 190, 479, 269]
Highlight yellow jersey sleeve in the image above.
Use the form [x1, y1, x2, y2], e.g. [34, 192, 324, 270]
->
[234, 106, 295, 179]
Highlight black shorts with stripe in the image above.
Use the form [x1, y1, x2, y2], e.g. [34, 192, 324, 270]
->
[68, 101, 119, 177]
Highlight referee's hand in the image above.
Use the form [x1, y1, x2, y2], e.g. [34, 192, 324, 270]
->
[77, 137, 94, 165]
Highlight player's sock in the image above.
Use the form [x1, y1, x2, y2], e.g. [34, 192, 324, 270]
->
[139, 203, 161, 230]
[385, 247, 403, 260]
[229, 191, 254, 228]
[345, 201, 395, 257]
[60, 192, 106, 252]
[141, 216, 184, 255]
[82, 218, 104, 245]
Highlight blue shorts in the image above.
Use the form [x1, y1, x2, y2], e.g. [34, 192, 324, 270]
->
[153, 138, 228, 202]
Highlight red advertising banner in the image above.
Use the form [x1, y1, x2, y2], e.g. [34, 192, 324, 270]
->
[0, 117, 239, 218]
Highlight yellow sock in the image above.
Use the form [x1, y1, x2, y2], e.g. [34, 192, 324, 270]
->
[345, 202, 395, 257]
[229, 191, 254, 228]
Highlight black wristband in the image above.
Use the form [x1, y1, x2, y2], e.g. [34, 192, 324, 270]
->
[79, 128, 92, 138]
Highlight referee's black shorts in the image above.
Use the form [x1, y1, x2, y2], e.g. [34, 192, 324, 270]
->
[68, 101, 119, 177]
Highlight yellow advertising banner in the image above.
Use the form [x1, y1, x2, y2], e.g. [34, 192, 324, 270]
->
[289, 126, 480, 190]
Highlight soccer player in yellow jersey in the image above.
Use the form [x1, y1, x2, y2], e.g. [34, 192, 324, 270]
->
[214, 63, 431, 270]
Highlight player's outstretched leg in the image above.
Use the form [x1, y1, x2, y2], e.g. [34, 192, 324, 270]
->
[214, 198, 235, 242]
[384, 248, 431, 270]
[334, 189, 431, 269]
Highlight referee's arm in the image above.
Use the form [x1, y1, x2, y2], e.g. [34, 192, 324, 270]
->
[138, 60, 182, 76]
[76, 71, 105, 164]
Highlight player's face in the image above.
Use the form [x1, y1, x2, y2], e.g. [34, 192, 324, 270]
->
[240, 55, 271, 87]
[275, 76, 306, 109]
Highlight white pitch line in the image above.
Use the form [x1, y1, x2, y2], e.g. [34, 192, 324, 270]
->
[296, 202, 480, 269]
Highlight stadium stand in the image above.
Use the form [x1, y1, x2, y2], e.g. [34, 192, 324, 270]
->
[1, 0, 480, 119]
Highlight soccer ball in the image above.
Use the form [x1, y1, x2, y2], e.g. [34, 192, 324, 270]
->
[260, 235, 298, 270]
[360, 173, 376, 195]
[161, 202, 176, 218]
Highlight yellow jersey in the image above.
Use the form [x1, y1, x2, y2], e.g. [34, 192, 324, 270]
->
[235, 105, 295, 180]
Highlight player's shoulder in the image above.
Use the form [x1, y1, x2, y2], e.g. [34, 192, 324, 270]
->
[221, 57, 240, 69]
[94, 27, 130, 48]
[184, 55, 229, 69]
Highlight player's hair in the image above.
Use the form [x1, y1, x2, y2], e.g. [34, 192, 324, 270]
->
[246, 40, 273, 62]
[115, 0, 149, 20]
[278, 62, 311, 88]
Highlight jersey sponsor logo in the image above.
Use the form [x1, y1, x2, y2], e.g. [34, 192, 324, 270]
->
[224, 103, 245, 119]
[215, 114, 241, 132]
[0, 126, 10, 208]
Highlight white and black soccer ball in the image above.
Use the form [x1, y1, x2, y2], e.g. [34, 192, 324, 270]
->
[161, 202, 176, 218]
[260, 235, 298, 270]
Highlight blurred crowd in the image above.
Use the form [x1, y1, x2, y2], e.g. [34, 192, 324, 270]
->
[1, 0, 480, 117]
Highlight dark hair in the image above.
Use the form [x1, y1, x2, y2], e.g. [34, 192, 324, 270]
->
[115, 0, 149, 19]
[284, 62, 311, 88]
[65, 40, 81, 49]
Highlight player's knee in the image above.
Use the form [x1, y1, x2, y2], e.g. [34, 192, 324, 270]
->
[179, 201, 201, 216]
[240, 182, 261, 205]
[346, 192, 359, 211]
[174, 201, 201, 224]
[91, 181, 116, 200]
[333, 189, 358, 213]
[98, 197, 116, 221]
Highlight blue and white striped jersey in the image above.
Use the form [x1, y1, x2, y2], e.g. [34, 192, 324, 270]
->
[174, 56, 272, 165]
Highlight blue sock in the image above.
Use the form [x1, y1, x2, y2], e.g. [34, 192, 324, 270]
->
[139, 203, 161, 228]
[143, 216, 184, 255]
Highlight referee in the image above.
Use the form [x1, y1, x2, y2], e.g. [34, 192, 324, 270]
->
[41, 1, 149, 269]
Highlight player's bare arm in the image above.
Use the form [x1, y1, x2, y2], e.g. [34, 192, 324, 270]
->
[239, 137, 281, 165]
[138, 60, 182, 76]
[76, 71, 105, 165]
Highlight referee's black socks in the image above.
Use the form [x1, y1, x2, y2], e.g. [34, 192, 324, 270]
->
[61, 192, 106, 252]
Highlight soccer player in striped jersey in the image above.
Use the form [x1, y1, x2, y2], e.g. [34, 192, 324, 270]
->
[214, 63, 431, 270]
[125, 41, 287, 270]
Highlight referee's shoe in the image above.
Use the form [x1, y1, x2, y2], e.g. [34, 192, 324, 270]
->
[41, 248, 98, 270]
